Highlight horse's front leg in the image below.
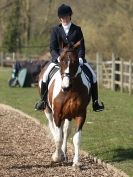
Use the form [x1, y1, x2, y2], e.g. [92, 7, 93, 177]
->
[52, 121, 64, 162]
[61, 119, 71, 161]
[73, 116, 85, 167]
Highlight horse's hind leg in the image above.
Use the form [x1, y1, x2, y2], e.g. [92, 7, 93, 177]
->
[45, 110, 55, 139]
[61, 119, 71, 161]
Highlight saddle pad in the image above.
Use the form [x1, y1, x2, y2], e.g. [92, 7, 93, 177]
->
[48, 65, 59, 83]
[81, 65, 93, 84]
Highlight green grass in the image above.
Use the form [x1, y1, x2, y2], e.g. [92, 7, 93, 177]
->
[0, 67, 133, 176]
[81, 90, 133, 177]
[0, 67, 45, 124]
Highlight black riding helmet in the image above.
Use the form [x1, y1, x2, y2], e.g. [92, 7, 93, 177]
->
[58, 4, 73, 18]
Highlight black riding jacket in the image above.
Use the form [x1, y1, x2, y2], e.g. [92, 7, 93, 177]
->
[50, 23, 86, 63]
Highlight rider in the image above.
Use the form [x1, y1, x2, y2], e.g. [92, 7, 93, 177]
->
[35, 4, 104, 112]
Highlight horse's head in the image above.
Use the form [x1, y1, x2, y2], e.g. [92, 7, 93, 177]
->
[59, 42, 80, 91]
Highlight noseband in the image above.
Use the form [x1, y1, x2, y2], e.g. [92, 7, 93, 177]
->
[61, 72, 71, 78]
[61, 69, 81, 80]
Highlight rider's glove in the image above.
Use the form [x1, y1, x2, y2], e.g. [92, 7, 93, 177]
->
[57, 56, 60, 63]
[79, 58, 84, 66]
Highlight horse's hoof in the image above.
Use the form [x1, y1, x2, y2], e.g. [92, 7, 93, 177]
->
[72, 162, 81, 169]
[52, 151, 65, 162]
[64, 155, 68, 162]
[52, 153, 60, 162]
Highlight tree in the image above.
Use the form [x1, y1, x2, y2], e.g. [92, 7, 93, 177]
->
[39, 0, 53, 35]
[2, 0, 21, 52]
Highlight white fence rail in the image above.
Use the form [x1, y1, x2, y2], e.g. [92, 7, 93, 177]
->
[0, 52, 38, 67]
[0, 52, 133, 95]
[96, 53, 133, 95]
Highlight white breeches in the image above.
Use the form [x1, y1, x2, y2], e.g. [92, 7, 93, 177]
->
[42, 62, 57, 82]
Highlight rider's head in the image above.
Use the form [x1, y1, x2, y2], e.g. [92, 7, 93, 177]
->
[58, 4, 73, 25]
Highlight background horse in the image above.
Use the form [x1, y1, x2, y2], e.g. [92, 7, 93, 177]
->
[39, 43, 91, 167]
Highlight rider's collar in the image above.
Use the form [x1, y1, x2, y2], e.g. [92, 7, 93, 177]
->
[62, 22, 72, 30]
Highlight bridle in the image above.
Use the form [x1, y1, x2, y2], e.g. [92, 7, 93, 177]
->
[59, 40, 82, 82]
[60, 52, 82, 80]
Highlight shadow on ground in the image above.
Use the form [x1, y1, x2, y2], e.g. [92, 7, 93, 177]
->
[111, 148, 133, 162]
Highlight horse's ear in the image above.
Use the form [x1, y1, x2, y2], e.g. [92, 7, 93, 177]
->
[73, 40, 81, 49]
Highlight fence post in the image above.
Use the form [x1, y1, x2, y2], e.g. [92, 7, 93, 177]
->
[96, 53, 100, 87]
[12, 52, 15, 61]
[96, 53, 102, 88]
[100, 55, 103, 86]
[120, 59, 123, 93]
[0, 52, 4, 67]
[111, 53, 115, 91]
[129, 60, 132, 95]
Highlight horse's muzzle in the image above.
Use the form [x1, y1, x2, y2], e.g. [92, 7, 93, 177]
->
[62, 84, 72, 92]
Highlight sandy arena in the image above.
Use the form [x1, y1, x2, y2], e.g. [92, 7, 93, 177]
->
[0, 104, 128, 177]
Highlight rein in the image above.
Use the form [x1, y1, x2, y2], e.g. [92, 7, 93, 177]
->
[60, 48, 76, 53]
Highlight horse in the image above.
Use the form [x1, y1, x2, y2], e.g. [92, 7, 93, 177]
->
[9, 60, 48, 87]
[38, 42, 91, 167]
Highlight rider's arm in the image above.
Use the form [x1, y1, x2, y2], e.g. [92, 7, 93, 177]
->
[50, 27, 60, 63]
[77, 27, 87, 63]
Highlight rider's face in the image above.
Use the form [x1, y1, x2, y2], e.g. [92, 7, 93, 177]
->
[59, 16, 71, 26]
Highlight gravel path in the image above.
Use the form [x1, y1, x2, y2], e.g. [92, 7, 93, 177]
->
[0, 104, 128, 177]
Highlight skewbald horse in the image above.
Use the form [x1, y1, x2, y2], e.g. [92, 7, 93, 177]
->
[39, 42, 91, 167]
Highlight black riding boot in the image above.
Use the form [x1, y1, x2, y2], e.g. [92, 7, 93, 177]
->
[91, 82, 104, 112]
[35, 82, 47, 111]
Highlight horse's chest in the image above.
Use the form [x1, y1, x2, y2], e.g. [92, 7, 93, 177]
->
[54, 89, 89, 118]
[50, 75, 90, 118]
[65, 95, 83, 112]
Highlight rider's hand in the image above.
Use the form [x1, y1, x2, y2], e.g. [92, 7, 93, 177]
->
[79, 58, 84, 66]
[57, 56, 60, 63]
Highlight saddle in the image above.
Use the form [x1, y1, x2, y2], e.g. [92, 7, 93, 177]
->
[47, 63, 93, 85]
[81, 64, 93, 85]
